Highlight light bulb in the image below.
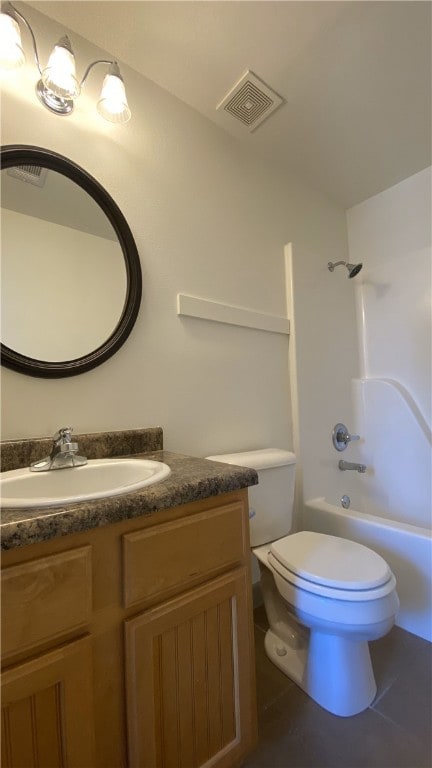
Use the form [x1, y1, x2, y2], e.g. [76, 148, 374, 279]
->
[41, 36, 80, 99]
[0, 12, 25, 69]
[97, 64, 131, 124]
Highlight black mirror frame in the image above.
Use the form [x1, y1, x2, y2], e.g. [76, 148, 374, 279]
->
[1, 145, 142, 378]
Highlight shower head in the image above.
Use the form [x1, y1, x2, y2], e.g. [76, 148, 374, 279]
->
[346, 262, 363, 278]
[328, 260, 363, 278]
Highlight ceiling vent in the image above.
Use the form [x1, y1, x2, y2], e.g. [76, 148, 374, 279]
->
[217, 70, 283, 132]
[7, 165, 48, 188]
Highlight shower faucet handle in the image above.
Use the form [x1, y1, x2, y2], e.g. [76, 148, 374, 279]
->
[332, 423, 360, 452]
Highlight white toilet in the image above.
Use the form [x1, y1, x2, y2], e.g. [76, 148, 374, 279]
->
[206, 448, 399, 717]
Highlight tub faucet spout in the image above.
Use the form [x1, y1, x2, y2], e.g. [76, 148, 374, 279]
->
[338, 460, 367, 473]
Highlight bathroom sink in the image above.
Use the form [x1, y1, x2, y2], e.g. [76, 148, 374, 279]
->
[0, 458, 171, 509]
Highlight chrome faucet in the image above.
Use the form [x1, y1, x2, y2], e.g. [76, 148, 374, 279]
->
[30, 427, 87, 471]
[338, 459, 367, 474]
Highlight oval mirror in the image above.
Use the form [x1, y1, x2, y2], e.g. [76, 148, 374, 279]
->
[0, 145, 142, 377]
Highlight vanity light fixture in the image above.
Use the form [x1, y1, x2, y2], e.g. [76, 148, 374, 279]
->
[0, 2, 131, 123]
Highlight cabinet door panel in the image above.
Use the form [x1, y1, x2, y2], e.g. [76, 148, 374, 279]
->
[1, 637, 95, 768]
[125, 568, 256, 768]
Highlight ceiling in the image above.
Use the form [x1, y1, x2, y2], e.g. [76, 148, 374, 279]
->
[28, 1, 431, 208]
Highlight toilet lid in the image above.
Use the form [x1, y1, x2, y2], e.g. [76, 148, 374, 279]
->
[270, 531, 391, 590]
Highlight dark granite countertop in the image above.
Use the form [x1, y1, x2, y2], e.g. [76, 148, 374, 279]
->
[1, 435, 258, 551]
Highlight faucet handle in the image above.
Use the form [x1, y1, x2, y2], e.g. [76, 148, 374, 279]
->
[54, 428, 79, 453]
[332, 423, 360, 452]
[53, 427, 73, 442]
[346, 432, 360, 443]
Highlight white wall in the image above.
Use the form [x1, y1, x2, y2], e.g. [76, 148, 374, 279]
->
[0, 4, 349, 460]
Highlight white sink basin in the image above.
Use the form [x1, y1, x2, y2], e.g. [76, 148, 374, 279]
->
[0, 458, 171, 509]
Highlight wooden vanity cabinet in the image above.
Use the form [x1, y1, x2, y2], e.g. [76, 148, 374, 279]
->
[1, 489, 257, 768]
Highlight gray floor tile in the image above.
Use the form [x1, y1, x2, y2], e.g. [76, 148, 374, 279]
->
[369, 625, 432, 742]
[245, 686, 428, 768]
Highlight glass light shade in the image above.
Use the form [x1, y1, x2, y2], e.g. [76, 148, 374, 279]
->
[97, 72, 131, 124]
[41, 40, 80, 99]
[0, 13, 25, 69]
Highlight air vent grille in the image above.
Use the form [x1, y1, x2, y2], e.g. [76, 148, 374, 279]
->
[217, 70, 283, 132]
[225, 81, 273, 126]
[7, 165, 48, 188]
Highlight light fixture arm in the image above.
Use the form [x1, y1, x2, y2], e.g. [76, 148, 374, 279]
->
[3, 1, 42, 74]
[79, 58, 115, 89]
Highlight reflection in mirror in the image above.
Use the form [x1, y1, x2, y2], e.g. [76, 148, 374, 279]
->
[0, 145, 142, 378]
[1, 167, 127, 361]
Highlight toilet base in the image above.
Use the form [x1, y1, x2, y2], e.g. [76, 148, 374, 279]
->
[264, 626, 377, 717]
[264, 628, 308, 687]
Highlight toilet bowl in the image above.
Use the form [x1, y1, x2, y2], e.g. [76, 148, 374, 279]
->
[254, 531, 399, 716]
[206, 449, 399, 717]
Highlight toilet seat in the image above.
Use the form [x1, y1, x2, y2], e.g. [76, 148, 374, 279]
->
[268, 531, 396, 601]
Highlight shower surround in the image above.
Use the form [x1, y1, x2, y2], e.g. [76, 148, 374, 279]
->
[287, 167, 432, 641]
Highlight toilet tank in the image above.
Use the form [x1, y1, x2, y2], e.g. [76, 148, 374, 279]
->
[205, 449, 296, 547]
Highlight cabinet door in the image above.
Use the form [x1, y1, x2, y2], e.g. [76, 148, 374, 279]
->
[1, 636, 95, 768]
[125, 568, 256, 768]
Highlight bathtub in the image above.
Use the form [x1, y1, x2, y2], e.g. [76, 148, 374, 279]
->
[302, 497, 432, 642]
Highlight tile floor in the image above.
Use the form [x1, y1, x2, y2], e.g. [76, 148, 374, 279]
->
[242, 605, 432, 768]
